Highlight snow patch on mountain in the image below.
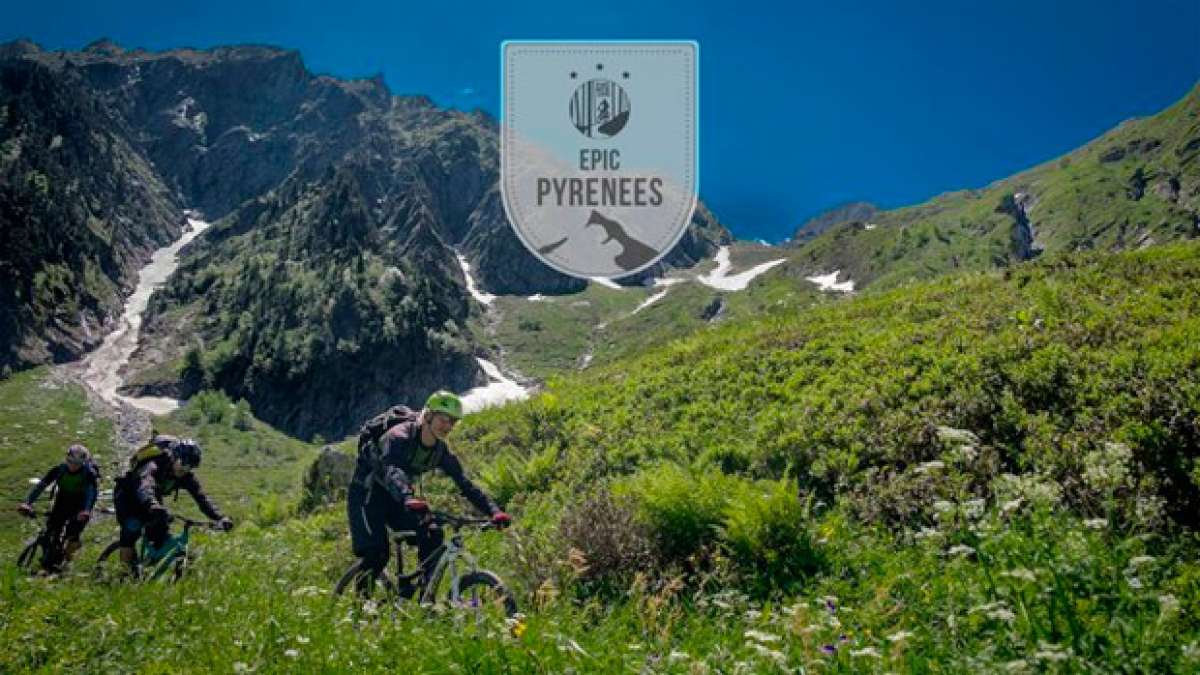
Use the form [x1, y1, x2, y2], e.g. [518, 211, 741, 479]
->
[697, 246, 788, 291]
[805, 270, 855, 293]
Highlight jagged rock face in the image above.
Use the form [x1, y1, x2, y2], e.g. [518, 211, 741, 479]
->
[0, 58, 182, 369]
[26, 43, 374, 219]
[2, 38, 731, 436]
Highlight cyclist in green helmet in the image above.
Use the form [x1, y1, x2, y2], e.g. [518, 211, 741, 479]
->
[347, 390, 511, 590]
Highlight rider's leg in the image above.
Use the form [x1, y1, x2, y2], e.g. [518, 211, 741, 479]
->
[348, 484, 390, 588]
[406, 511, 445, 585]
[42, 507, 70, 571]
[117, 515, 144, 573]
[144, 514, 169, 549]
[62, 516, 86, 562]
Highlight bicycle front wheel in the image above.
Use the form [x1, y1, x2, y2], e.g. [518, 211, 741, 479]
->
[93, 540, 132, 582]
[451, 570, 518, 618]
[16, 537, 41, 573]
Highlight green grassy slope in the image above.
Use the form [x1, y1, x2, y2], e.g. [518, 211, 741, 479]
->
[790, 82, 1200, 290]
[3, 237, 1198, 674]
[0, 372, 318, 553]
[485, 243, 829, 379]
[0, 368, 113, 547]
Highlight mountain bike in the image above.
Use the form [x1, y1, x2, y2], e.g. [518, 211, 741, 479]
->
[334, 510, 519, 619]
[16, 509, 68, 574]
[94, 514, 223, 582]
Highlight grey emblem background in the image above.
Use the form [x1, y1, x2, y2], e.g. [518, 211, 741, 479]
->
[501, 41, 698, 279]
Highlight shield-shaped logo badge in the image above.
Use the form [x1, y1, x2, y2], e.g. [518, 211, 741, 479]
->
[501, 41, 698, 279]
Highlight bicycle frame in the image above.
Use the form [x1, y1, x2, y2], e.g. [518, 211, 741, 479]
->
[138, 527, 191, 581]
[415, 531, 482, 604]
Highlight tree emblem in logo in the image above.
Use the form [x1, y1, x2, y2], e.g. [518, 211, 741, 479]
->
[569, 78, 630, 138]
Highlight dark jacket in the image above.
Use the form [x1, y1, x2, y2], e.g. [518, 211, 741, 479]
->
[353, 419, 498, 516]
[124, 453, 223, 521]
[25, 463, 99, 511]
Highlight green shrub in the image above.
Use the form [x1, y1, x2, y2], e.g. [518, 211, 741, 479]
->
[233, 399, 253, 431]
[721, 480, 824, 593]
[188, 389, 231, 425]
[618, 463, 735, 563]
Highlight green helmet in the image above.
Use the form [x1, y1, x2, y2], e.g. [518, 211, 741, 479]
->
[425, 390, 464, 420]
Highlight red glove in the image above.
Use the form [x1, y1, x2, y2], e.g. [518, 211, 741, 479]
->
[76, 511, 91, 523]
[17, 503, 33, 517]
[491, 512, 512, 529]
[404, 498, 429, 514]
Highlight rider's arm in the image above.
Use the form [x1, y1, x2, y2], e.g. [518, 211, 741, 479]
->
[179, 473, 223, 521]
[438, 448, 499, 516]
[81, 466, 99, 512]
[24, 465, 62, 505]
[378, 429, 415, 502]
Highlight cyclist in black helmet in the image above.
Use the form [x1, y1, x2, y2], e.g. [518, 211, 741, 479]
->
[113, 435, 232, 571]
[17, 444, 100, 567]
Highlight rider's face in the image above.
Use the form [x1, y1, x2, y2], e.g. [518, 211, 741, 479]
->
[429, 412, 458, 439]
[65, 460, 82, 473]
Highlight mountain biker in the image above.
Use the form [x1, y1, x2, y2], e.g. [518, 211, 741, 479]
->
[16, 444, 100, 568]
[348, 391, 511, 590]
[113, 435, 233, 571]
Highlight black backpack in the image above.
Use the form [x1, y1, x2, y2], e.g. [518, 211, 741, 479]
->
[358, 405, 418, 452]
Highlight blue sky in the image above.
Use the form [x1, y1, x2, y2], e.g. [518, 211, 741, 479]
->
[4, 0, 1198, 242]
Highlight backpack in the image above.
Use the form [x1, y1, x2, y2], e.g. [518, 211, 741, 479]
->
[357, 405, 419, 453]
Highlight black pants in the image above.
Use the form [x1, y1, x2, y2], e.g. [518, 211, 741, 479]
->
[46, 499, 87, 543]
[347, 483, 444, 578]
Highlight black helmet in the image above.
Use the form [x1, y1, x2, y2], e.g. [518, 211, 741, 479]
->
[172, 438, 202, 469]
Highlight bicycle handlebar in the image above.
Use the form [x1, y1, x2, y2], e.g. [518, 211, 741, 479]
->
[424, 511, 504, 533]
[167, 514, 226, 530]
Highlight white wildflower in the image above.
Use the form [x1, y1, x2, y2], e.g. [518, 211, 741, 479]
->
[947, 544, 975, 557]
[851, 647, 881, 658]
[750, 643, 787, 666]
[296, 636, 310, 644]
[744, 629, 781, 643]
[1034, 641, 1071, 662]
[887, 630, 914, 642]
[932, 500, 955, 514]
[1003, 568, 1037, 583]
[1004, 659, 1030, 672]
[963, 498, 985, 519]
[1159, 594, 1180, 619]
[1128, 577, 1144, 589]
[668, 650, 690, 663]
[1128, 555, 1155, 567]
[917, 460, 945, 473]
[987, 607, 1016, 623]
[1082, 442, 1131, 492]
[1084, 518, 1107, 530]
[284, 649, 299, 658]
[915, 527, 942, 540]
[233, 663, 250, 673]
